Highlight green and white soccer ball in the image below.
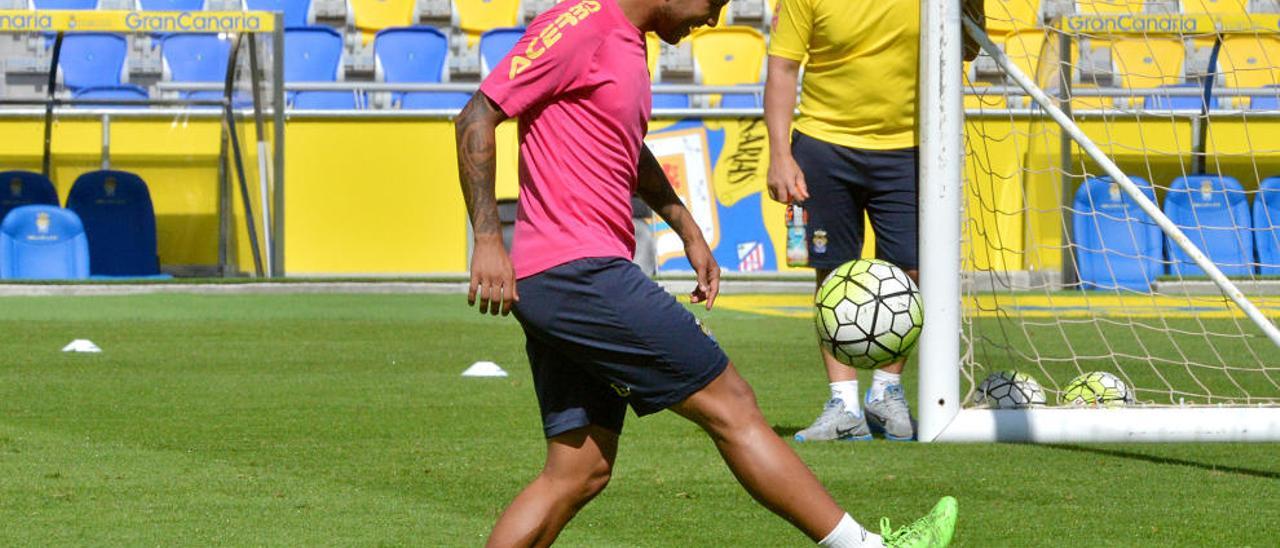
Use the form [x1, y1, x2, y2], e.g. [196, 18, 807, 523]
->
[814, 258, 923, 369]
[971, 370, 1046, 409]
[1062, 371, 1135, 407]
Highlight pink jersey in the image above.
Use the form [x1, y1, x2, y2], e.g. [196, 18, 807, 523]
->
[478, 0, 651, 279]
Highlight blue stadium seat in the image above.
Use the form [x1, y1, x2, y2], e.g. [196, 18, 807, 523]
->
[159, 34, 252, 108]
[138, 0, 205, 9]
[1144, 84, 1220, 110]
[1163, 175, 1254, 277]
[245, 0, 312, 28]
[0, 205, 90, 280]
[0, 171, 59, 224]
[1255, 177, 1280, 276]
[720, 92, 761, 108]
[285, 27, 361, 109]
[1072, 176, 1163, 290]
[72, 85, 150, 108]
[374, 27, 468, 110]
[479, 27, 524, 77]
[58, 33, 128, 92]
[652, 93, 691, 109]
[1250, 95, 1279, 110]
[65, 170, 165, 277]
[32, 0, 98, 8]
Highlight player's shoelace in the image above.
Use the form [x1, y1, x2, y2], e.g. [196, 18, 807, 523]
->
[877, 385, 910, 416]
[880, 516, 927, 544]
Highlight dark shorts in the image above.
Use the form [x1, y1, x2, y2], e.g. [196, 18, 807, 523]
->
[791, 131, 920, 271]
[513, 257, 730, 439]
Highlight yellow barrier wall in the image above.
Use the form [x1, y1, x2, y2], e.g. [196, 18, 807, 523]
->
[2, 115, 1276, 276]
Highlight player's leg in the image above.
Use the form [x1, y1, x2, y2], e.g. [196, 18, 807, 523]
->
[486, 425, 618, 548]
[792, 131, 871, 442]
[489, 266, 631, 546]
[857, 147, 921, 441]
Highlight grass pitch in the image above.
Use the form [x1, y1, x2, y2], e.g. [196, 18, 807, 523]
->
[0, 293, 1276, 546]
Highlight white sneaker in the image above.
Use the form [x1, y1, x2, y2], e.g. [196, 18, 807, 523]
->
[794, 398, 872, 442]
[865, 385, 915, 441]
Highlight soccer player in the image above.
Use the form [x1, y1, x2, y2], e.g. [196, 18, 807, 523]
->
[764, 0, 984, 442]
[454, 0, 958, 546]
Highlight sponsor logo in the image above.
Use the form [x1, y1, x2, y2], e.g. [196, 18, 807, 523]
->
[104, 177, 117, 197]
[508, 0, 601, 79]
[1064, 15, 1199, 34]
[9, 177, 21, 198]
[737, 241, 764, 272]
[0, 13, 54, 31]
[124, 11, 263, 32]
[35, 211, 49, 234]
[1199, 179, 1214, 201]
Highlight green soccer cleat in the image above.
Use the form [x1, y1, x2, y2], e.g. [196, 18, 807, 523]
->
[881, 496, 958, 548]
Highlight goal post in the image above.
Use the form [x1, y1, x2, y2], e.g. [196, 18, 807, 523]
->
[918, 3, 1280, 442]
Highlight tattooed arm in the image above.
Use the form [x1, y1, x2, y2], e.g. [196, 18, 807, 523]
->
[636, 145, 720, 310]
[455, 92, 517, 316]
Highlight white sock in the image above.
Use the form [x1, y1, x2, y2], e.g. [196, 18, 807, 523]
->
[867, 370, 902, 403]
[829, 381, 861, 416]
[818, 513, 882, 548]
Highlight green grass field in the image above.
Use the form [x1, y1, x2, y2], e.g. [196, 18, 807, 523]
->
[1, 293, 1277, 546]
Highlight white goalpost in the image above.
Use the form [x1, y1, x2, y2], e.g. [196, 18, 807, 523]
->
[918, 0, 1280, 442]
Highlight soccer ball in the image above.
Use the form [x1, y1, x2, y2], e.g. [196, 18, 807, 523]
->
[971, 371, 1046, 409]
[1062, 371, 1135, 407]
[814, 258, 923, 369]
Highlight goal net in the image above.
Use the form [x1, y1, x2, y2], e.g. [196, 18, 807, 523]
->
[917, 1, 1280, 441]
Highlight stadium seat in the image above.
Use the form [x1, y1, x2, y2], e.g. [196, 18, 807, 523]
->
[0, 171, 59, 224]
[1109, 37, 1184, 89]
[137, 0, 205, 9]
[999, 30, 1059, 86]
[374, 26, 468, 109]
[1144, 83, 1219, 110]
[1218, 35, 1280, 89]
[348, 0, 415, 46]
[984, 0, 1041, 36]
[652, 93, 691, 109]
[66, 170, 165, 277]
[1181, 0, 1248, 14]
[1075, 0, 1145, 14]
[31, 0, 98, 8]
[160, 34, 254, 107]
[1163, 174, 1255, 277]
[72, 85, 150, 108]
[285, 27, 361, 109]
[454, 0, 522, 46]
[1251, 94, 1279, 110]
[689, 26, 765, 107]
[244, 0, 313, 28]
[0, 205, 90, 280]
[1255, 177, 1280, 275]
[58, 33, 128, 92]
[1073, 176, 1164, 290]
[479, 27, 524, 78]
[720, 92, 761, 108]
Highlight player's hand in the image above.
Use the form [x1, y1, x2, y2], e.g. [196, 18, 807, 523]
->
[686, 239, 720, 310]
[767, 153, 808, 204]
[468, 235, 519, 316]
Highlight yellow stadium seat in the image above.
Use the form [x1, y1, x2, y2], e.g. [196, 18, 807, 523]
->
[963, 66, 1008, 109]
[1181, 0, 1248, 15]
[1066, 83, 1117, 109]
[350, 0, 417, 45]
[1110, 37, 1185, 89]
[646, 32, 661, 80]
[985, 0, 1041, 36]
[1000, 29, 1080, 87]
[690, 26, 766, 106]
[1218, 34, 1280, 88]
[454, 0, 522, 46]
[1074, 0, 1145, 14]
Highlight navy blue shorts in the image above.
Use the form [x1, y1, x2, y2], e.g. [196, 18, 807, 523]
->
[791, 131, 920, 271]
[513, 257, 730, 439]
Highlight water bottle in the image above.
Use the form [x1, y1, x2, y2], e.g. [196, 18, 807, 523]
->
[786, 203, 808, 267]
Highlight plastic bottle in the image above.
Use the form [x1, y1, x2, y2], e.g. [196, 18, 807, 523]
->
[786, 203, 808, 267]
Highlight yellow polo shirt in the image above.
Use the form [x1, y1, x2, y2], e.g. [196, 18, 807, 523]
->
[768, 0, 920, 150]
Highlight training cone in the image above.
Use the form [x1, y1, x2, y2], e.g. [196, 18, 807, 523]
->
[61, 339, 102, 353]
[462, 361, 508, 377]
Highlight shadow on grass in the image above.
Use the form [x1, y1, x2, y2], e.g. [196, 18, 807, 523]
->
[772, 425, 802, 438]
[1042, 444, 1280, 480]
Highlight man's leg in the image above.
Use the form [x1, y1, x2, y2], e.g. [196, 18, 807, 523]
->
[487, 425, 618, 548]
[796, 267, 873, 442]
[670, 362, 849, 541]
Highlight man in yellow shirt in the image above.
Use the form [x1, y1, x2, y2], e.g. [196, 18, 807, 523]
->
[765, 0, 983, 442]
